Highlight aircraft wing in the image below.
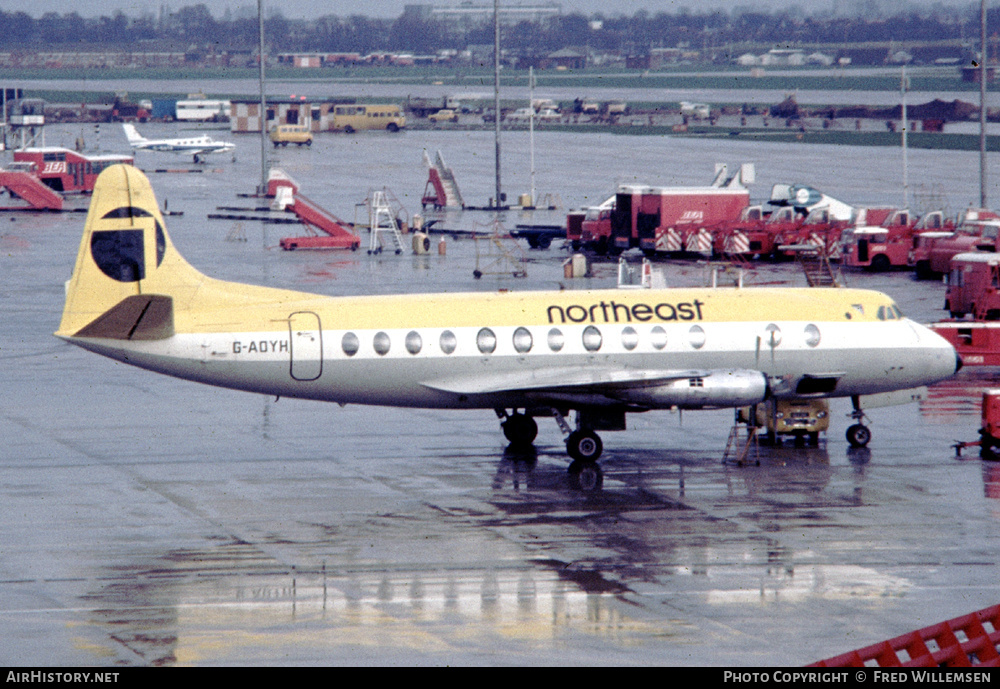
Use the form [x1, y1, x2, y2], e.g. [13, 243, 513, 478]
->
[422, 366, 769, 409]
[422, 367, 710, 395]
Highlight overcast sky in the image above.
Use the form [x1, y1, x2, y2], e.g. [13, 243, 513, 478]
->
[0, 0, 983, 20]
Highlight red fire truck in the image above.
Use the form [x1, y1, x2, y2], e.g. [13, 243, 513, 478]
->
[910, 210, 1000, 279]
[943, 252, 1000, 319]
[838, 208, 934, 271]
[715, 205, 803, 258]
[930, 252, 1000, 366]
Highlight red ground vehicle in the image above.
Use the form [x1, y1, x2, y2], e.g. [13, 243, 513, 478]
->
[839, 209, 936, 271]
[715, 205, 803, 257]
[12, 147, 134, 194]
[909, 210, 1000, 278]
[772, 206, 854, 260]
[930, 251, 1000, 365]
[609, 183, 750, 256]
[943, 252, 1000, 319]
[568, 165, 755, 256]
[566, 196, 615, 253]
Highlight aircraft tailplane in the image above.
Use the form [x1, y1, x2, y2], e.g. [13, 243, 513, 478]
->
[121, 123, 146, 146]
[56, 164, 205, 339]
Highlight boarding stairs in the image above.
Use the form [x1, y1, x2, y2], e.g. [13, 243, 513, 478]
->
[811, 603, 1000, 667]
[368, 189, 405, 254]
[722, 419, 759, 466]
[0, 169, 63, 211]
[783, 244, 843, 287]
[421, 150, 464, 209]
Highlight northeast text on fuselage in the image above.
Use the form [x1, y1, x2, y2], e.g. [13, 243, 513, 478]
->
[547, 300, 706, 325]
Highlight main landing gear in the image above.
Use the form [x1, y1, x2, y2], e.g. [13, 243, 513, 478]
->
[499, 410, 538, 447]
[496, 408, 605, 463]
[846, 395, 872, 448]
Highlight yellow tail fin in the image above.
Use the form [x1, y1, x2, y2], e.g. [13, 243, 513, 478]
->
[56, 164, 205, 339]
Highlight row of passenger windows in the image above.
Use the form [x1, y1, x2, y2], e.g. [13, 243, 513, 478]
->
[339, 323, 823, 357]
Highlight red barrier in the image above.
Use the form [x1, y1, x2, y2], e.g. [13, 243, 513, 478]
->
[811, 605, 1000, 667]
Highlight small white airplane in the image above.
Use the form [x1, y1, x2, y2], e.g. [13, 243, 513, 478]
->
[122, 123, 235, 163]
[56, 166, 961, 466]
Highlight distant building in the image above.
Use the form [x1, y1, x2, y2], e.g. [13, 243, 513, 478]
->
[403, 2, 561, 27]
[539, 48, 587, 70]
[761, 49, 806, 66]
[230, 98, 357, 133]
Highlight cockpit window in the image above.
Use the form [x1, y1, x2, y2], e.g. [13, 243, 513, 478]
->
[877, 304, 903, 320]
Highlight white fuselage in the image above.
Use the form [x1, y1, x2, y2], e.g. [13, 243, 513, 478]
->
[69, 312, 959, 411]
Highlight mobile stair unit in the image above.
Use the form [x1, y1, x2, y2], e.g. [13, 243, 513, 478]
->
[367, 189, 404, 255]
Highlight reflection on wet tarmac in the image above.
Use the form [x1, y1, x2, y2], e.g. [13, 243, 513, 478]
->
[80, 549, 652, 665]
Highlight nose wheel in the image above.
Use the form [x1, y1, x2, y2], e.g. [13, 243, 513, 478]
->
[846, 423, 871, 448]
[846, 395, 872, 448]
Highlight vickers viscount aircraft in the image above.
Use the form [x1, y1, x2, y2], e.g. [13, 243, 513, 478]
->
[122, 124, 236, 164]
[56, 166, 961, 465]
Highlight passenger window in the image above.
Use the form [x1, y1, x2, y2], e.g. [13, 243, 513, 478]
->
[650, 326, 667, 350]
[405, 330, 422, 355]
[512, 327, 533, 354]
[582, 325, 602, 352]
[477, 328, 497, 354]
[342, 332, 359, 357]
[621, 326, 639, 351]
[877, 306, 887, 321]
[373, 331, 391, 356]
[689, 325, 706, 349]
[804, 324, 821, 348]
[440, 330, 457, 355]
[764, 323, 781, 347]
[547, 328, 564, 352]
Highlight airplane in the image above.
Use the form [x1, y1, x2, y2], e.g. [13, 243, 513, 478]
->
[122, 123, 236, 164]
[55, 165, 961, 467]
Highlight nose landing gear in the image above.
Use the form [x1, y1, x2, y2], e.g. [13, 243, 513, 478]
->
[846, 395, 872, 448]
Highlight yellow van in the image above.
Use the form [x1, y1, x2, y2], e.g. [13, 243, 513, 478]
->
[269, 124, 313, 147]
[738, 399, 830, 445]
[332, 104, 406, 133]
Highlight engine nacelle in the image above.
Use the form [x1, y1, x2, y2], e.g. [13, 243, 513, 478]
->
[610, 369, 768, 409]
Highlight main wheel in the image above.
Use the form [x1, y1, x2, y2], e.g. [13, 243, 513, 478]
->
[566, 430, 603, 463]
[502, 414, 537, 447]
[846, 424, 871, 448]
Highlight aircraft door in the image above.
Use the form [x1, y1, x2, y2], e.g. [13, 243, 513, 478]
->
[288, 311, 323, 381]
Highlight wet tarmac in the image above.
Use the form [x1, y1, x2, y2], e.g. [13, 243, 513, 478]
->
[2, 123, 1000, 666]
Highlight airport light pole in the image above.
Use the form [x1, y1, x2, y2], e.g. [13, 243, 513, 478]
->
[493, 0, 502, 211]
[981, 0, 988, 209]
[258, 0, 268, 196]
[902, 64, 909, 209]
